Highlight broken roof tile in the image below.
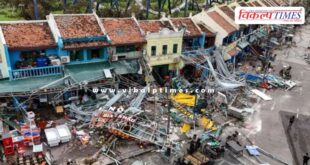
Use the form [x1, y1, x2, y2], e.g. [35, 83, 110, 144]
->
[228, 48, 240, 56]
[219, 6, 235, 20]
[197, 24, 215, 37]
[102, 18, 145, 46]
[1, 22, 56, 50]
[138, 20, 174, 33]
[171, 18, 201, 38]
[207, 11, 237, 34]
[63, 41, 108, 50]
[54, 14, 104, 39]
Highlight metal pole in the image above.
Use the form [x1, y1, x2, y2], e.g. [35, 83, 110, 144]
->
[166, 85, 171, 136]
[193, 93, 198, 131]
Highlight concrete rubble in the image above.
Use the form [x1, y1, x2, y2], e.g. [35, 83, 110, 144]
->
[0, 4, 309, 165]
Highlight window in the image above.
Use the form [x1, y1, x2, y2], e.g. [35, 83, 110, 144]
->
[162, 45, 168, 55]
[70, 50, 83, 61]
[116, 45, 135, 53]
[173, 44, 178, 54]
[151, 46, 156, 56]
[88, 49, 101, 60]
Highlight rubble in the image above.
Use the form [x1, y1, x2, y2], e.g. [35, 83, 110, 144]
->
[0, 1, 306, 165]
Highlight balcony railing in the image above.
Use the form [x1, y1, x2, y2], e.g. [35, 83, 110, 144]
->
[182, 46, 215, 56]
[114, 51, 142, 60]
[11, 65, 64, 80]
[147, 54, 180, 66]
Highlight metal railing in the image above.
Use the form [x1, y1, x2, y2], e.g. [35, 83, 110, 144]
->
[114, 51, 142, 59]
[11, 65, 64, 80]
[182, 46, 215, 56]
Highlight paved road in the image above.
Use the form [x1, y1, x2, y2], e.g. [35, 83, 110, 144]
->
[248, 22, 310, 165]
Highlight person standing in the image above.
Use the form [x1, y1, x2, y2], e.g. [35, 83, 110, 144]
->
[288, 115, 295, 129]
[303, 153, 310, 165]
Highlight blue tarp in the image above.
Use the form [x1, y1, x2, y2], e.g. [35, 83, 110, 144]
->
[238, 72, 263, 81]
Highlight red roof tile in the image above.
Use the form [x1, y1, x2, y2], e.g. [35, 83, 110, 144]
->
[207, 11, 237, 34]
[138, 20, 174, 33]
[54, 15, 104, 39]
[171, 18, 201, 38]
[252, 1, 262, 6]
[197, 24, 215, 36]
[102, 18, 145, 46]
[261, 0, 271, 6]
[1, 22, 56, 50]
[63, 41, 108, 50]
[219, 6, 235, 20]
[238, 2, 248, 6]
[228, 48, 240, 56]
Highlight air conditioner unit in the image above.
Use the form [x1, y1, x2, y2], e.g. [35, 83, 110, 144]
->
[111, 55, 118, 61]
[60, 56, 70, 63]
[51, 59, 61, 66]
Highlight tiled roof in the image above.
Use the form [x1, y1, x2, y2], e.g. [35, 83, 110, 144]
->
[207, 11, 237, 34]
[54, 15, 104, 39]
[1, 22, 56, 50]
[267, 0, 280, 6]
[171, 18, 201, 37]
[197, 24, 215, 37]
[261, 0, 271, 6]
[219, 6, 235, 20]
[138, 20, 174, 33]
[228, 48, 240, 56]
[102, 18, 145, 46]
[273, 0, 287, 5]
[63, 41, 108, 50]
[246, 2, 254, 6]
[238, 2, 248, 6]
[252, 1, 262, 6]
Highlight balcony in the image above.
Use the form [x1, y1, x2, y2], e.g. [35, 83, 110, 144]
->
[114, 51, 142, 60]
[147, 54, 180, 66]
[11, 65, 64, 80]
[182, 46, 215, 56]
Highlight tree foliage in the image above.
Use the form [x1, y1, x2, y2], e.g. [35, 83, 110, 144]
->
[0, 0, 144, 20]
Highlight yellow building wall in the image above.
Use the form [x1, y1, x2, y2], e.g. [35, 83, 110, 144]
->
[145, 33, 183, 69]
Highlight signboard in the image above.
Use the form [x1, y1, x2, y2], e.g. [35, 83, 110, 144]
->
[235, 7, 305, 25]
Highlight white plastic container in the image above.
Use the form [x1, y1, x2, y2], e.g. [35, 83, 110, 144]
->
[56, 124, 72, 143]
[44, 128, 60, 147]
